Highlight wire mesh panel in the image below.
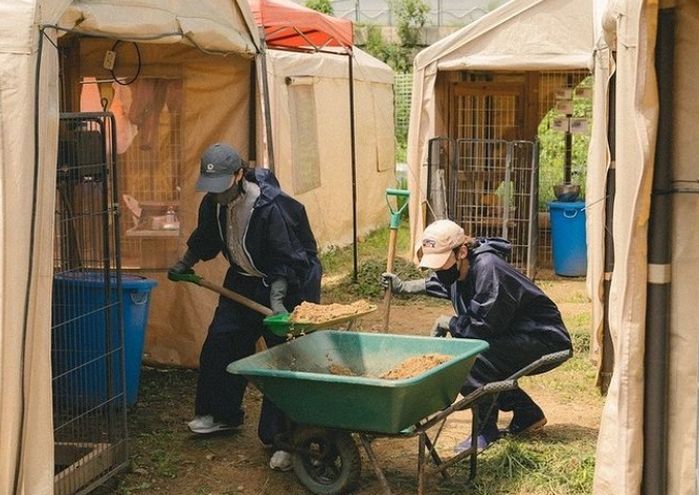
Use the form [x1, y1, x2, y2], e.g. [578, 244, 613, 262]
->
[425, 137, 455, 224]
[77, 77, 185, 270]
[53, 113, 127, 494]
[451, 139, 537, 276]
[394, 72, 413, 143]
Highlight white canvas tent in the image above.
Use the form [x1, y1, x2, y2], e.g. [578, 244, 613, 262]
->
[0, 1, 259, 492]
[406, 0, 595, 257]
[260, 47, 396, 248]
[590, 0, 699, 493]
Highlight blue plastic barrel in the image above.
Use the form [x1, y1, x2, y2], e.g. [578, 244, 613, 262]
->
[548, 201, 587, 277]
[52, 272, 157, 407]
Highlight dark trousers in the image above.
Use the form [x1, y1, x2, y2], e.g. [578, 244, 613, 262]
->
[461, 331, 571, 438]
[194, 271, 288, 445]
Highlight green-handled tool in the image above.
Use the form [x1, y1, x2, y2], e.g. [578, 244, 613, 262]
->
[383, 188, 410, 332]
[168, 271, 377, 337]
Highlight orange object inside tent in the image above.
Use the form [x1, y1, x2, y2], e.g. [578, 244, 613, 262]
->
[249, 0, 353, 50]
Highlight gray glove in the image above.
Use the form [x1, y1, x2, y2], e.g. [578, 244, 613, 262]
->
[167, 249, 199, 281]
[430, 315, 453, 337]
[269, 278, 289, 314]
[380, 272, 426, 294]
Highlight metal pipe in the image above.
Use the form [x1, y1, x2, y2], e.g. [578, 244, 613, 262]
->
[248, 59, 257, 164]
[564, 73, 574, 183]
[258, 30, 275, 173]
[348, 52, 358, 282]
[600, 67, 616, 394]
[642, 7, 675, 495]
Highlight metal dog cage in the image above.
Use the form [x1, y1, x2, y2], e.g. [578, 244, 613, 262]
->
[427, 137, 538, 278]
[52, 112, 128, 494]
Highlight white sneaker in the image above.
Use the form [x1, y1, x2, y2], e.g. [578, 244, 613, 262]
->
[187, 415, 234, 434]
[269, 450, 293, 471]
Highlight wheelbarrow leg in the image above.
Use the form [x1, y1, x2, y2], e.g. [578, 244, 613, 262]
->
[470, 405, 479, 480]
[417, 432, 426, 495]
[424, 433, 450, 480]
[359, 434, 392, 495]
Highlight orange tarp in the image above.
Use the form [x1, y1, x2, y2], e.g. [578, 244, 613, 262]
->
[249, 0, 353, 50]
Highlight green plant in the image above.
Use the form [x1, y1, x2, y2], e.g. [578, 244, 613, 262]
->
[538, 82, 592, 209]
[390, 0, 430, 47]
[305, 0, 333, 15]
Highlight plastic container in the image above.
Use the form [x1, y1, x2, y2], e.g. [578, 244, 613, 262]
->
[52, 271, 157, 407]
[227, 331, 488, 434]
[548, 201, 587, 277]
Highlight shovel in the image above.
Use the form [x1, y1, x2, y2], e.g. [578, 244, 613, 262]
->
[382, 188, 410, 332]
[169, 271, 289, 346]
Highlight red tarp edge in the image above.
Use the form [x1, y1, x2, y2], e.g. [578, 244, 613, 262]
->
[249, 0, 353, 50]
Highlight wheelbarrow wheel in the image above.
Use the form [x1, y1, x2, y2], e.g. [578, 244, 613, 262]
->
[292, 426, 361, 495]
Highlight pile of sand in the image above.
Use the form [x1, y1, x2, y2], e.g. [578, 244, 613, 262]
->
[291, 300, 375, 324]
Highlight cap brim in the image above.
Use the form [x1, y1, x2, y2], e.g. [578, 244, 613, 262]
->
[418, 250, 452, 269]
[196, 174, 233, 193]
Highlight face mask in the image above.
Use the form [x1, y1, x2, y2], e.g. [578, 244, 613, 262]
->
[436, 264, 459, 286]
[213, 176, 245, 204]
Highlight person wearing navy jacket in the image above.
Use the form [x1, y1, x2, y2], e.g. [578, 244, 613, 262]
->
[169, 143, 321, 471]
[381, 219, 571, 453]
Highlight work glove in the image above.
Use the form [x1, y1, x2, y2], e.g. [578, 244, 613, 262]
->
[269, 278, 289, 314]
[167, 249, 199, 282]
[380, 272, 426, 294]
[430, 315, 453, 338]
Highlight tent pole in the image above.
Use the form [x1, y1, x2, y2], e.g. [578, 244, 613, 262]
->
[258, 29, 275, 172]
[348, 51, 358, 282]
[643, 7, 675, 495]
[600, 66, 616, 395]
[248, 59, 257, 164]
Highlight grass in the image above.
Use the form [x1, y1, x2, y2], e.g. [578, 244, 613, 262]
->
[467, 435, 596, 495]
[320, 221, 437, 304]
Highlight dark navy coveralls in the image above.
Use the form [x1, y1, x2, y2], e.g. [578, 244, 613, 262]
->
[425, 238, 572, 438]
[186, 168, 321, 444]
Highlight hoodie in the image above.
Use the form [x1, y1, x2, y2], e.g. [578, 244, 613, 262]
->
[425, 238, 570, 345]
[186, 168, 321, 298]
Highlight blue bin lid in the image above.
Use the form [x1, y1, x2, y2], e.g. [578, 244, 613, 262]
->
[548, 200, 585, 210]
[53, 271, 158, 290]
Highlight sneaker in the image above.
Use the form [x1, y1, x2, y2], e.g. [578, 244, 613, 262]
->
[187, 415, 235, 434]
[269, 450, 293, 472]
[505, 410, 547, 436]
[454, 432, 499, 454]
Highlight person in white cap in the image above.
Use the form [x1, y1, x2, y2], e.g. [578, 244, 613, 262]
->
[381, 219, 571, 453]
[169, 143, 322, 471]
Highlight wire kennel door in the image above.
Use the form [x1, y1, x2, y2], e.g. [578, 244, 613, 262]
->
[451, 139, 538, 277]
[53, 112, 128, 494]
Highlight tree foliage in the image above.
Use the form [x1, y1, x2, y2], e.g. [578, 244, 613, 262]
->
[390, 0, 429, 47]
[361, 0, 429, 73]
[305, 0, 334, 15]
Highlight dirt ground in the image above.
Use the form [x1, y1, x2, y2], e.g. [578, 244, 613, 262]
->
[97, 280, 600, 495]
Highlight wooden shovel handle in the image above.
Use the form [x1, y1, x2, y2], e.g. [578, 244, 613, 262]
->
[198, 278, 274, 317]
[383, 228, 398, 332]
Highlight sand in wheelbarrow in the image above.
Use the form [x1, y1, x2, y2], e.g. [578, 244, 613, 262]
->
[326, 354, 451, 380]
[379, 354, 451, 380]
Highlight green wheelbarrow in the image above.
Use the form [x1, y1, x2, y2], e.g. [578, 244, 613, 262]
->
[227, 333, 570, 495]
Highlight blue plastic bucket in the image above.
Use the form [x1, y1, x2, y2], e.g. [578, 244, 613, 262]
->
[548, 201, 587, 277]
[52, 272, 157, 407]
